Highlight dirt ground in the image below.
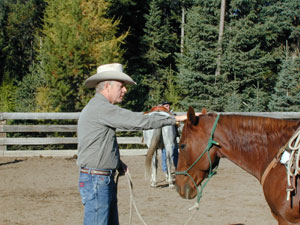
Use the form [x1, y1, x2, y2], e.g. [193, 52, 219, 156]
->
[0, 155, 276, 225]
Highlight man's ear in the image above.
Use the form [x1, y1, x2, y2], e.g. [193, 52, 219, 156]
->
[104, 81, 112, 90]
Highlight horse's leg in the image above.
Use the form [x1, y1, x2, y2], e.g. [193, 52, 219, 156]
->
[161, 125, 176, 188]
[161, 148, 168, 181]
[150, 150, 158, 187]
[165, 143, 174, 188]
[173, 143, 179, 170]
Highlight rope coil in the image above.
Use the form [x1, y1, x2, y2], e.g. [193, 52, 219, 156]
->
[123, 171, 207, 225]
[286, 129, 300, 200]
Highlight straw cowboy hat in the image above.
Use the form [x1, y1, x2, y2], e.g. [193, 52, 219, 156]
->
[84, 63, 136, 88]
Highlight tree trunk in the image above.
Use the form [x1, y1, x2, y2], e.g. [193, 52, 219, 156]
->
[215, 0, 226, 81]
[180, 6, 185, 56]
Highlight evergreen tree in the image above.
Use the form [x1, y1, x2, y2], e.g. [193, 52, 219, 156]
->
[223, 81, 243, 112]
[221, 0, 274, 112]
[222, 0, 300, 112]
[0, 0, 45, 112]
[141, 0, 181, 109]
[15, 63, 45, 112]
[0, 0, 7, 84]
[0, 78, 16, 111]
[176, 0, 223, 111]
[36, 0, 127, 112]
[268, 54, 300, 111]
[2, 0, 45, 82]
[106, 0, 151, 111]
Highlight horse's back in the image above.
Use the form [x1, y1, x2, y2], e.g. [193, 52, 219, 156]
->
[143, 111, 175, 147]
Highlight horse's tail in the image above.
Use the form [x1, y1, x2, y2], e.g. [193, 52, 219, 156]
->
[145, 128, 162, 180]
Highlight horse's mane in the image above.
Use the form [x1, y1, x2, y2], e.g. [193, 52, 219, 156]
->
[212, 114, 300, 155]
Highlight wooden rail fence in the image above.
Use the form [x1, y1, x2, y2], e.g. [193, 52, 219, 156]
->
[0, 112, 300, 157]
[0, 112, 147, 157]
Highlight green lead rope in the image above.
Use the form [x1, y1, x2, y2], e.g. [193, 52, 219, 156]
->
[175, 114, 220, 208]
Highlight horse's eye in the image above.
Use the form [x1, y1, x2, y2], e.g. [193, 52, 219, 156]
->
[180, 144, 186, 150]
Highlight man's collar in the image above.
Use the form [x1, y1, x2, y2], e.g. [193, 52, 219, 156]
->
[95, 92, 110, 103]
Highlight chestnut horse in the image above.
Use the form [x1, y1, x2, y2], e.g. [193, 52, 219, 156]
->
[175, 107, 300, 225]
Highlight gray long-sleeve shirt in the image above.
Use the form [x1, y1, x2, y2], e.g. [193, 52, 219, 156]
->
[77, 93, 176, 170]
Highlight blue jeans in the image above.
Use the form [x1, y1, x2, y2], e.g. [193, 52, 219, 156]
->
[161, 145, 178, 173]
[79, 170, 118, 225]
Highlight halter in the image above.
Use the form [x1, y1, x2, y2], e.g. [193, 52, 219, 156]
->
[175, 114, 220, 209]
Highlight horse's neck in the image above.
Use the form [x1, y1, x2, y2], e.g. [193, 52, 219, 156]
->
[218, 116, 300, 180]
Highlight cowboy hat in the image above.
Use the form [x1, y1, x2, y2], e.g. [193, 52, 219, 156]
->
[84, 63, 136, 88]
[161, 101, 172, 105]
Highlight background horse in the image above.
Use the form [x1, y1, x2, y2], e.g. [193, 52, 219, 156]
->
[143, 111, 178, 188]
[175, 107, 300, 225]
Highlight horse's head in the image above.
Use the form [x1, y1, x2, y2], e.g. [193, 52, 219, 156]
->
[175, 107, 220, 199]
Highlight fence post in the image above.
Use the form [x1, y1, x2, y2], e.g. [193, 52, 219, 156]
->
[0, 113, 7, 155]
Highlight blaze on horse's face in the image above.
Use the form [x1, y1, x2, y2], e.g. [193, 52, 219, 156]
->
[175, 107, 220, 199]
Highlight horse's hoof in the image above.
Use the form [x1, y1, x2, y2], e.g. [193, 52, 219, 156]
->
[165, 174, 169, 182]
[150, 183, 157, 188]
[168, 183, 175, 188]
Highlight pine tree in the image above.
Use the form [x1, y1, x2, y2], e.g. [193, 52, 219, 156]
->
[36, 0, 127, 112]
[0, 0, 7, 84]
[176, 0, 223, 111]
[2, 0, 45, 82]
[0, 0, 45, 112]
[141, 0, 181, 109]
[15, 63, 45, 112]
[222, 0, 300, 111]
[221, 0, 272, 111]
[268, 54, 300, 111]
[106, 0, 151, 111]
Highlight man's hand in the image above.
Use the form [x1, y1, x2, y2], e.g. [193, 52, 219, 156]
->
[175, 113, 202, 122]
[118, 160, 128, 176]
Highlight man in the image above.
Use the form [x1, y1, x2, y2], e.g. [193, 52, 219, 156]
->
[77, 63, 187, 225]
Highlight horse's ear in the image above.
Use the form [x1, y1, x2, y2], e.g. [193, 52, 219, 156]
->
[187, 106, 197, 126]
[201, 108, 207, 115]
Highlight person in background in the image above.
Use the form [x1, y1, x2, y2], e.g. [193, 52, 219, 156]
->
[160, 101, 179, 175]
[77, 63, 187, 225]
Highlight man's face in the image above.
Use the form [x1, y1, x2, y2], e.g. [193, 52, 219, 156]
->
[107, 81, 127, 104]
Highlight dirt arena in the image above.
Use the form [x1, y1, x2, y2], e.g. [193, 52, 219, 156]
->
[1, 155, 276, 225]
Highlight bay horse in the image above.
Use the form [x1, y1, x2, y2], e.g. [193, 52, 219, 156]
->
[143, 107, 178, 188]
[175, 107, 300, 225]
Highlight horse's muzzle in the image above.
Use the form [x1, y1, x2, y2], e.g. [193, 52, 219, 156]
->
[175, 182, 196, 199]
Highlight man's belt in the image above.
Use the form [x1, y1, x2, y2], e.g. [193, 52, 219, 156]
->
[80, 168, 115, 176]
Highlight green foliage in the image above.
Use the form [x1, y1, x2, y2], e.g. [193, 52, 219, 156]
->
[177, 0, 300, 112]
[1, 0, 45, 83]
[218, 0, 276, 111]
[224, 90, 243, 112]
[1, 0, 300, 113]
[0, 78, 17, 112]
[15, 63, 46, 112]
[164, 67, 181, 111]
[269, 54, 300, 111]
[37, 0, 127, 112]
[106, 0, 151, 111]
[222, 0, 300, 112]
[0, 0, 7, 83]
[176, 0, 223, 112]
[141, 0, 182, 109]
